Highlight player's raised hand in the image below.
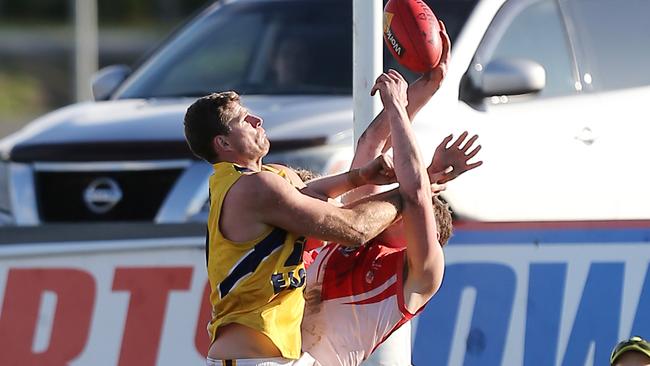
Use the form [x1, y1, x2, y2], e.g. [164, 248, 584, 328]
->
[428, 131, 483, 184]
[422, 20, 451, 90]
[371, 69, 408, 109]
[358, 153, 396, 185]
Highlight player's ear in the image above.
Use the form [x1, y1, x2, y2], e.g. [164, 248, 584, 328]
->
[214, 135, 231, 153]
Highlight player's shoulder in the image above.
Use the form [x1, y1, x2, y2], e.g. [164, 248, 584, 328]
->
[235, 169, 288, 190]
[266, 163, 306, 187]
[225, 169, 294, 210]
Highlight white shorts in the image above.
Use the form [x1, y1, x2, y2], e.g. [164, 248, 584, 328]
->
[207, 353, 316, 366]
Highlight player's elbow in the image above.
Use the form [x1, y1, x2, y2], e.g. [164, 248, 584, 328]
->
[411, 265, 445, 296]
[409, 253, 445, 296]
[346, 219, 374, 246]
[337, 228, 368, 247]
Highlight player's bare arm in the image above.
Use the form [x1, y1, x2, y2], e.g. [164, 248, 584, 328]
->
[344, 22, 451, 205]
[299, 154, 395, 200]
[221, 170, 402, 247]
[372, 69, 444, 313]
[267, 157, 395, 203]
[355, 21, 451, 158]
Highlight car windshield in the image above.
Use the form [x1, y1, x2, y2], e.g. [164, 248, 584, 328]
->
[115, 0, 477, 99]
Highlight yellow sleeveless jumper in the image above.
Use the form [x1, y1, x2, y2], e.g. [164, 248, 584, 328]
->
[206, 162, 306, 359]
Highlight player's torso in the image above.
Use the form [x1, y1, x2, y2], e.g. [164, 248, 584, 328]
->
[303, 243, 408, 366]
[206, 162, 306, 358]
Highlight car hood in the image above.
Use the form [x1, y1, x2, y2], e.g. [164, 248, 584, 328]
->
[0, 95, 353, 162]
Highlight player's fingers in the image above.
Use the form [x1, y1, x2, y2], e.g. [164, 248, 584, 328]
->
[388, 68, 407, 83]
[386, 70, 403, 85]
[439, 24, 451, 57]
[451, 131, 469, 148]
[438, 20, 447, 34]
[466, 144, 482, 159]
[370, 76, 389, 95]
[374, 73, 391, 87]
[466, 160, 483, 170]
[461, 134, 479, 152]
[436, 134, 453, 150]
[375, 72, 388, 83]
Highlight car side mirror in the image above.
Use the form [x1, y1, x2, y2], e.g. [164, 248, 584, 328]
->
[91, 65, 131, 101]
[481, 58, 546, 97]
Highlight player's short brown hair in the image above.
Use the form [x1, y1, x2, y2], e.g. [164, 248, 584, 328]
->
[433, 196, 453, 247]
[293, 168, 320, 182]
[184, 91, 241, 163]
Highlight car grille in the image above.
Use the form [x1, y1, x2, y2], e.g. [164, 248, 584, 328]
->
[35, 169, 183, 222]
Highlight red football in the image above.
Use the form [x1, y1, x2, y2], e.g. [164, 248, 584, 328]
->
[383, 0, 443, 73]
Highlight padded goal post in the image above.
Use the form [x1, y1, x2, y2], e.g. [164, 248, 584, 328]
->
[352, 0, 384, 150]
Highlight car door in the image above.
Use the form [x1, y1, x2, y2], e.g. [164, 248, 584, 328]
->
[561, 0, 650, 220]
[433, 0, 606, 221]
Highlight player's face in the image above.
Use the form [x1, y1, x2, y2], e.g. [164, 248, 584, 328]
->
[226, 105, 270, 159]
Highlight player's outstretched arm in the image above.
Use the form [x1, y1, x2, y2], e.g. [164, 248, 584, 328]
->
[234, 171, 402, 247]
[294, 154, 395, 201]
[344, 21, 451, 204]
[372, 69, 444, 313]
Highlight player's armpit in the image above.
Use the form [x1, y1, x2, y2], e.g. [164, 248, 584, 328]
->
[402, 240, 445, 313]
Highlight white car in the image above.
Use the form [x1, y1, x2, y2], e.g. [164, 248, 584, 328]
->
[412, 0, 650, 221]
[0, 0, 648, 225]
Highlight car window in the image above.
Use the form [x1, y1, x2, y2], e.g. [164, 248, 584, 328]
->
[474, 0, 577, 101]
[564, 0, 650, 92]
[116, 1, 353, 98]
[115, 0, 478, 99]
[153, 13, 262, 96]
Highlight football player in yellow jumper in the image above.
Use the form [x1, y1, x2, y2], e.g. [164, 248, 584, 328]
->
[184, 91, 404, 366]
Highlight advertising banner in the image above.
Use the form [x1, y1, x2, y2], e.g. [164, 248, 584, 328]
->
[1, 222, 649, 366]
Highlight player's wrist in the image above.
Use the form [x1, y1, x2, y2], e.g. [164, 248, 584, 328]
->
[348, 168, 366, 187]
[384, 99, 407, 113]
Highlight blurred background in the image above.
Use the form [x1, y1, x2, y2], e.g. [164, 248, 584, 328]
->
[0, 0, 208, 138]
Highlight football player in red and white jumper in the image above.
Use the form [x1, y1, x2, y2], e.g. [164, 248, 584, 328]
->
[301, 60, 482, 366]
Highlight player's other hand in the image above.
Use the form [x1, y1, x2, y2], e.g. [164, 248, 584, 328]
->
[422, 20, 451, 91]
[359, 154, 396, 185]
[428, 131, 483, 184]
[371, 69, 408, 110]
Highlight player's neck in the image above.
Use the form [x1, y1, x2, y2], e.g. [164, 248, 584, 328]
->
[219, 155, 263, 172]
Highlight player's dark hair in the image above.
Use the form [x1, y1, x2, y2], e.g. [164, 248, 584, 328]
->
[184, 91, 240, 163]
